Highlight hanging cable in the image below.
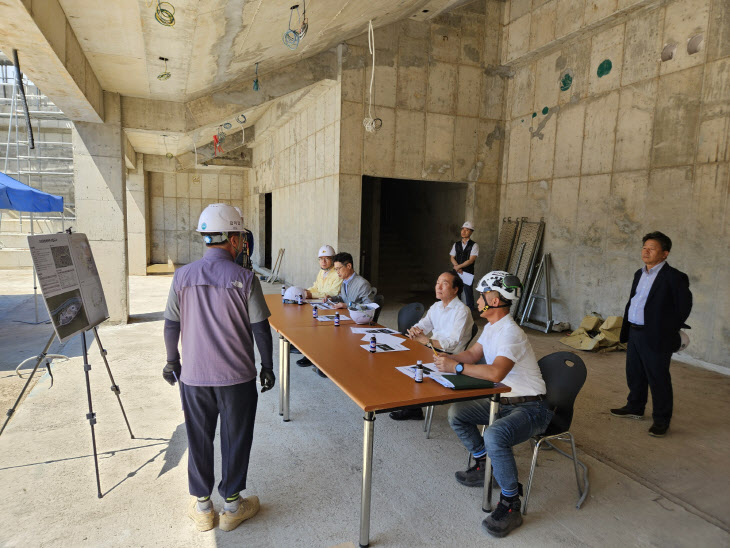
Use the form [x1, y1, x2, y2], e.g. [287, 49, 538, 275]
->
[283, 4, 301, 50]
[236, 114, 247, 145]
[154, 0, 175, 27]
[157, 57, 171, 80]
[363, 21, 382, 133]
[298, 0, 308, 40]
[253, 63, 260, 91]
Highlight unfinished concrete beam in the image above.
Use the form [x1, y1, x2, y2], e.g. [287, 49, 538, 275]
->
[196, 50, 339, 115]
[0, 0, 103, 122]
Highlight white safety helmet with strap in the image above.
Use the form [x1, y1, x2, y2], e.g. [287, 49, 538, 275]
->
[476, 270, 522, 303]
[197, 203, 243, 244]
[318, 245, 335, 258]
[462, 221, 475, 231]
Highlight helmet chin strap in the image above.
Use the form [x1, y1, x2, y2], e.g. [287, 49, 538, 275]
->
[479, 293, 512, 313]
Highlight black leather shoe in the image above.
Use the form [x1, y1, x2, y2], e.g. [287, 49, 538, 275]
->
[610, 406, 644, 419]
[649, 423, 669, 437]
[313, 366, 328, 378]
[290, 346, 302, 354]
[389, 408, 424, 421]
[296, 356, 312, 367]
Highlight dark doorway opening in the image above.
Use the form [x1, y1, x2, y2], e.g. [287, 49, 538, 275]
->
[264, 192, 272, 269]
[360, 176, 469, 309]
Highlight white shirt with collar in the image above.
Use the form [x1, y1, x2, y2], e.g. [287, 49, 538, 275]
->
[627, 260, 666, 325]
[414, 297, 474, 354]
[477, 314, 545, 398]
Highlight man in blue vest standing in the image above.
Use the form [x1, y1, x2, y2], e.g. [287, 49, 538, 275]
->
[450, 221, 479, 310]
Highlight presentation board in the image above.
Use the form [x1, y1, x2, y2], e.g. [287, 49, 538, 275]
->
[28, 232, 109, 343]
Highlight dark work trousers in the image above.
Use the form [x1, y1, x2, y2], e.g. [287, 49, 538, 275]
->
[625, 327, 674, 425]
[180, 380, 258, 498]
[462, 284, 475, 310]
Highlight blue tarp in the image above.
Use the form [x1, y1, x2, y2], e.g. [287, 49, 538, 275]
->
[0, 171, 63, 212]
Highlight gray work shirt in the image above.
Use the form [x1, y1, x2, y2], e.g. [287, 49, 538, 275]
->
[164, 247, 270, 386]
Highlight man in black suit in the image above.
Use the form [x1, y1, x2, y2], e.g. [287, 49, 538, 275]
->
[611, 231, 692, 437]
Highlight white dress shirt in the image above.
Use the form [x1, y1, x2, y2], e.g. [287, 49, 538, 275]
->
[477, 315, 545, 398]
[414, 297, 474, 354]
[449, 242, 480, 256]
[627, 261, 666, 325]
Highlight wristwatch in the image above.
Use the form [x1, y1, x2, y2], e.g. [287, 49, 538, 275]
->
[455, 363, 464, 375]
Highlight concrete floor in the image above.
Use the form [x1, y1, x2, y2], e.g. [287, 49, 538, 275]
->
[0, 270, 728, 547]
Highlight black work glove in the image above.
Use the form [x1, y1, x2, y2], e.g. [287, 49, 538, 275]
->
[260, 368, 275, 393]
[163, 361, 181, 386]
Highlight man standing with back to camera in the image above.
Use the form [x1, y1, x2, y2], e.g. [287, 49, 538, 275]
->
[163, 203, 276, 532]
[611, 231, 692, 437]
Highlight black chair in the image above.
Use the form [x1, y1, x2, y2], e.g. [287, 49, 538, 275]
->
[397, 302, 425, 334]
[372, 294, 385, 324]
[522, 351, 589, 515]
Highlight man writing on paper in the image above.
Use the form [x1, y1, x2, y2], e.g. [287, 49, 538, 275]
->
[297, 245, 343, 367]
[450, 221, 478, 310]
[330, 252, 375, 309]
[433, 271, 552, 539]
[390, 271, 474, 421]
[162, 204, 275, 533]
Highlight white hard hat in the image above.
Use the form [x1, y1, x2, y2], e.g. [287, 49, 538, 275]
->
[678, 330, 690, 351]
[283, 286, 307, 302]
[234, 206, 243, 218]
[462, 221, 475, 231]
[318, 245, 335, 258]
[197, 203, 243, 233]
[476, 270, 522, 301]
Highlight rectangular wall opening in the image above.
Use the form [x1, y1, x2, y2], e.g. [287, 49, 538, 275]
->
[360, 176, 469, 308]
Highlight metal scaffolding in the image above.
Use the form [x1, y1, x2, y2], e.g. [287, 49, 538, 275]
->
[0, 51, 74, 235]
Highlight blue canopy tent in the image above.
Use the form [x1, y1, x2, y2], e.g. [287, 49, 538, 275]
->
[1, 171, 65, 324]
[0, 171, 64, 212]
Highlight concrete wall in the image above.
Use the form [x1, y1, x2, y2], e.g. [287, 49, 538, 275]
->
[72, 92, 128, 323]
[499, 0, 730, 368]
[338, 1, 505, 285]
[246, 84, 341, 289]
[148, 169, 246, 265]
[126, 155, 148, 275]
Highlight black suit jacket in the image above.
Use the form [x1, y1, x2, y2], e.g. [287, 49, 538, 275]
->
[619, 263, 692, 353]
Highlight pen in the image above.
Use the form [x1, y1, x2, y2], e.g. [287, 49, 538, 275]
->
[429, 339, 439, 356]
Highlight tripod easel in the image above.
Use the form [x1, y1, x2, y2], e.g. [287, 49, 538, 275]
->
[0, 325, 134, 498]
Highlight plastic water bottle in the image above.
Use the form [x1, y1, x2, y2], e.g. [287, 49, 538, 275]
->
[297, 294, 303, 305]
[415, 360, 424, 383]
[369, 335, 376, 353]
[334, 311, 340, 326]
[281, 285, 286, 302]
[313, 305, 318, 319]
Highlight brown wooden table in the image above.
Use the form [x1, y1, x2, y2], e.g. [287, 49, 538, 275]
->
[264, 294, 510, 547]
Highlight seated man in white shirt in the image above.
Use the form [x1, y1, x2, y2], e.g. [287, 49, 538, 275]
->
[433, 271, 553, 539]
[389, 270, 474, 421]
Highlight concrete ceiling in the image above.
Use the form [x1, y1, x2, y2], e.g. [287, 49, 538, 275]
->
[58, 0, 464, 103]
[49, 0, 472, 159]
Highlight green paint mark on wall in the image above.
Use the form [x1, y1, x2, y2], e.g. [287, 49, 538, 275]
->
[559, 72, 573, 91]
[542, 106, 549, 115]
[597, 59, 612, 78]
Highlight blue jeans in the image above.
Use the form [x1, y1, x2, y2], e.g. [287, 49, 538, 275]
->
[448, 399, 553, 494]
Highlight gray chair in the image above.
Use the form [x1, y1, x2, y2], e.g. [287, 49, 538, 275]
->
[423, 322, 480, 438]
[522, 351, 589, 514]
[397, 302, 424, 334]
[372, 294, 385, 323]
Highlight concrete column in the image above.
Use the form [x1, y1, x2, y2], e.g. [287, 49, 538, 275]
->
[72, 92, 129, 323]
[126, 154, 149, 275]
